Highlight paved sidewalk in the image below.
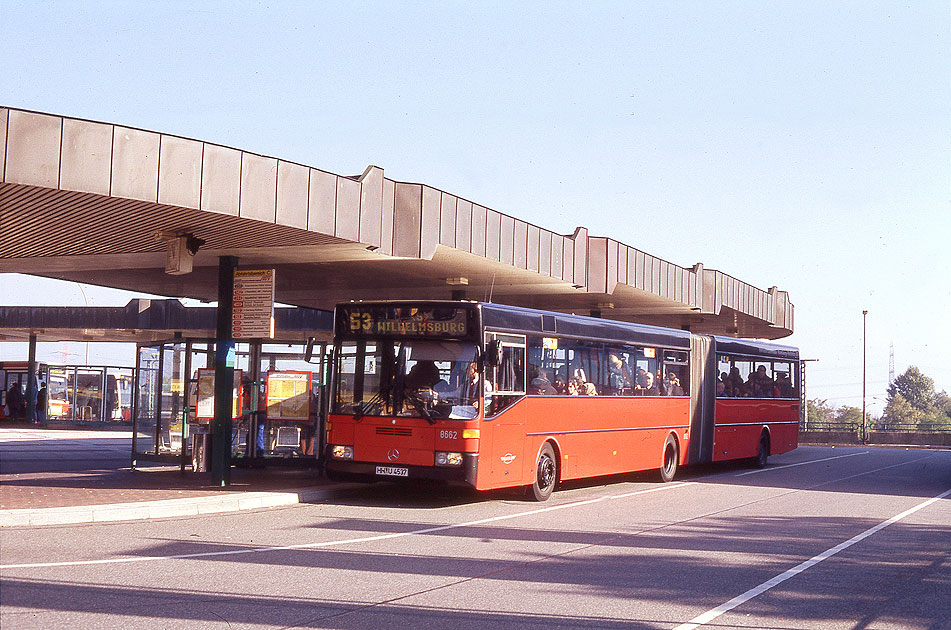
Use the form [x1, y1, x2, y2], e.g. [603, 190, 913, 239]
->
[0, 425, 352, 527]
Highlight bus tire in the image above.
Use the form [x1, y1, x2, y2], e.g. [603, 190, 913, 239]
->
[659, 434, 679, 483]
[755, 432, 770, 468]
[528, 443, 557, 502]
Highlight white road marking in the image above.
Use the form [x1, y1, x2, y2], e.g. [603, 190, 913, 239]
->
[672, 486, 951, 630]
[735, 450, 869, 476]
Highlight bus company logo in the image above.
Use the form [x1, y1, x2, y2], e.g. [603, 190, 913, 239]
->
[500, 453, 516, 465]
[387, 449, 400, 462]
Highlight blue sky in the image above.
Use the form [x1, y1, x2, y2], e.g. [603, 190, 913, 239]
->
[1, 1, 949, 413]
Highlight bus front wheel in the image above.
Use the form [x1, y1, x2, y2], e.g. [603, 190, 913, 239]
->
[528, 443, 557, 502]
[659, 434, 679, 483]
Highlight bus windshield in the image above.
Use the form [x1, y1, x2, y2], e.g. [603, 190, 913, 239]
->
[333, 340, 480, 421]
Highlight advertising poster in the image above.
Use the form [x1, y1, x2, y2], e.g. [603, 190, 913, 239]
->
[266, 371, 312, 421]
[195, 368, 243, 420]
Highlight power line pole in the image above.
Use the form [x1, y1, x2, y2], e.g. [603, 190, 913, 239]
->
[888, 342, 895, 386]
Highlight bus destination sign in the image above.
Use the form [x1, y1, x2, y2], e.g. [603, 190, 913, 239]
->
[342, 306, 470, 338]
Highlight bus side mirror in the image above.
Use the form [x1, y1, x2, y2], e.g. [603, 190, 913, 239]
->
[486, 340, 503, 367]
[304, 338, 316, 362]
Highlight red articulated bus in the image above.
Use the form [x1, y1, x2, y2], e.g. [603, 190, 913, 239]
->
[325, 301, 800, 501]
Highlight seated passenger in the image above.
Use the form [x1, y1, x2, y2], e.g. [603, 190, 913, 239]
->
[775, 372, 793, 398]
[405, 360, 446, 392]
[461, 362, 482, 404]
[720, 376, 735, 397]
[716, 380, 727, 397]
[750, 365, 773, 398]
[582, 381, 598, 396]
[529, 367, 558, 395]
[634, 368, 648, 390]
[663, 372, 684, 396]
[567, 378, 581, 395]
[727, 367, 744, 392]
[636, 371, 659, 396]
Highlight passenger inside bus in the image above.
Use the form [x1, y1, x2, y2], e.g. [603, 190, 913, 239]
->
[775, 372, 794, 397]
[405, 360, 446, 392]
[607, 353, 632, 394]
[749, 365, 774, 398]
[663, 371, 684, 396]
[529, 366, 558, 395]
[718, 372, 733, 397]
[727, 366, 744, 393]
[637, 371, 659, 396]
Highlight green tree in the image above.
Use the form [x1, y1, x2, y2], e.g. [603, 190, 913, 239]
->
[881, 366, 951, 431]
[935, 391, 951, 418]
[835, 405, 865, 429]
[887, 366, 937, 413]
[805, 398, 834, 429]
[881, 393, 925, 430]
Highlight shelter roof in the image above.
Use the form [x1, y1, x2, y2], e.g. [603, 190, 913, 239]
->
[0, 107, 793, 340]
[0, 299, 332, 343]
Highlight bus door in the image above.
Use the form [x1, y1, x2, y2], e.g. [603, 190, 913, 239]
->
[481, 333, 527, 486]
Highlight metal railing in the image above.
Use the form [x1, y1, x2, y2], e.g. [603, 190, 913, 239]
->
[801, 421, 951, 434]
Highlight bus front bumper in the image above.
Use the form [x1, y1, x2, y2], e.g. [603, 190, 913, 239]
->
[325, 451, 478, 488]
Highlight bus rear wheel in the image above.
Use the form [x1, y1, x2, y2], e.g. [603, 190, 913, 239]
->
[659, 434, 679, 483]
[528, 443, 557, 502]
[755, 432, 770, 468]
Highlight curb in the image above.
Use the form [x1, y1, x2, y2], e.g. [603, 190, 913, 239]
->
[0, 485, 359, 528]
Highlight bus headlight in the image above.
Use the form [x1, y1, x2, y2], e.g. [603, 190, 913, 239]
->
[462, 429, 480, 439]
[435, 451, 463, 467]
[331, 445, 354, 460]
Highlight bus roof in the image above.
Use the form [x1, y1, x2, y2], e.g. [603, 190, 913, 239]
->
[480, 302, 693, 349]
[711, 335, 799, 361]
[334, 301, 800, 357]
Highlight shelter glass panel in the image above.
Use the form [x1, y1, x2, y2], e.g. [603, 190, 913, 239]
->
[159, 343, 186, 453]
[135, 346, 160, 455]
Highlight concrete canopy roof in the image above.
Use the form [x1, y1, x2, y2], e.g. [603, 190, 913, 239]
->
[0, 107, 793, 341]
[0, 299, 333, 344]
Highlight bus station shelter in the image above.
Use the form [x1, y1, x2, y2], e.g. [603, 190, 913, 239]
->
[0, 107, 795, 483]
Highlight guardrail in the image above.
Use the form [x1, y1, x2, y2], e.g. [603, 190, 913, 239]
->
[801, 422, 951, 433]
[799, 423, 951, 447]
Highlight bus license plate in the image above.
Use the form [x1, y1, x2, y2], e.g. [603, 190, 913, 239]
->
[375, 466, 409, 477]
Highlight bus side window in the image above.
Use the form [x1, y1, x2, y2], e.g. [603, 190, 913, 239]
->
[732, 360, 753, 397]
[569, 341, 603, 396]
[662, 350, 689, 396]
[527, 336, 560, 395]
[773, 362, 796, 398]
[485, 333, 526, 416]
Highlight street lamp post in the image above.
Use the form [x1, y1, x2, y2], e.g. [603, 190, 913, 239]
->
[862, 309, 868, 442]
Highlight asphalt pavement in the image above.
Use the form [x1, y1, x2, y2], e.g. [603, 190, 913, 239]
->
[3, 441, 948, 630]
[0, 424, 349, 527]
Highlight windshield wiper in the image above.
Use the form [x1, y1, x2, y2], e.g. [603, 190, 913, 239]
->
[403, 390, 436, 424]
[353, 391, 386, 421]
